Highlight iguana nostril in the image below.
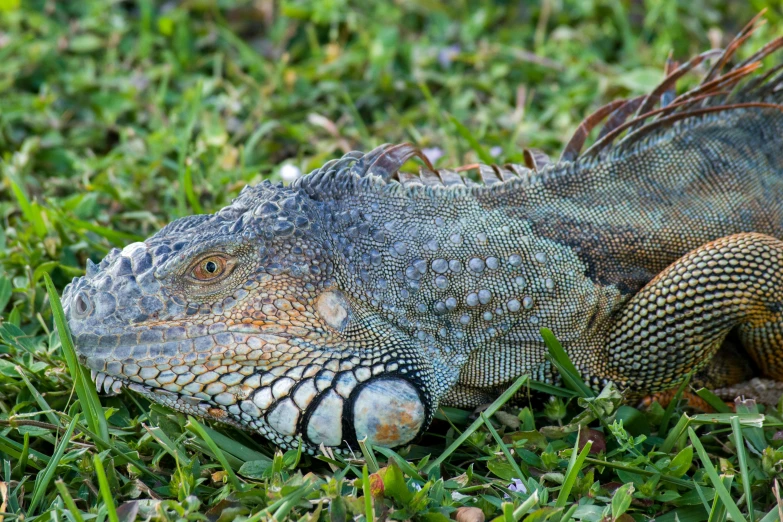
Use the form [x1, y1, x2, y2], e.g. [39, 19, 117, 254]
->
[73, 292, 92, 317]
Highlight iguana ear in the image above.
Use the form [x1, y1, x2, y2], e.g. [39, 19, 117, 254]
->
[314, 289, 352, 333]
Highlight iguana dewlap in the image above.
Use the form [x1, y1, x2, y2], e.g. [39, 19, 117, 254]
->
[62, 19, 783, 452]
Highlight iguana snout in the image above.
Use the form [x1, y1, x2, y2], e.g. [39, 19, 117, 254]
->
[62, 180, 434, 452]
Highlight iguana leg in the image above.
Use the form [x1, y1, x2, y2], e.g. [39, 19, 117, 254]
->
[737, 309, 783, 380]
[691, 337, 756, 388]
[712, 378, 783, 406]
[640, 341, 754, 409]
[642, 344, 783, 409]
[604, 233, 783, 397]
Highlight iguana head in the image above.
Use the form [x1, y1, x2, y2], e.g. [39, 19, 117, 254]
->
[62, 148, 440, 452]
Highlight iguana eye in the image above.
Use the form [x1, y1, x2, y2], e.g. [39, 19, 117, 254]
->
[190, 255, 231, 281]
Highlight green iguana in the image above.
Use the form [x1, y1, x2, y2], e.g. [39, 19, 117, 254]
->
[63, 16, 783, 452]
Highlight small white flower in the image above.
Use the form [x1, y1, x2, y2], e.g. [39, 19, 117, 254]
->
[490, 146, 503, 158]
[507, 478, 527, 495]
[422, 147, 444, 164]
[438, 45, 461, 68]
[280, 163, 302, 184]
[508, 478, 527, 492]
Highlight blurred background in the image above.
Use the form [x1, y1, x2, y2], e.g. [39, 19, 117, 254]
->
[0, 0, 776, 327]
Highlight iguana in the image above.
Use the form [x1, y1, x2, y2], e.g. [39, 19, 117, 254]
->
[63, 17, 783, 452]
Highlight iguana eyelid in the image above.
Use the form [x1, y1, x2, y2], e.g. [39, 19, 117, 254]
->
[153, 239, 243, 280]
[187, 253, 237, 283]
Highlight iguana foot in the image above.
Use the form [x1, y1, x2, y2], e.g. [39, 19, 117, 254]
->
[640, 377, 783, 411]
[639, 390, 715, 411]
[713, 377, 783, 408]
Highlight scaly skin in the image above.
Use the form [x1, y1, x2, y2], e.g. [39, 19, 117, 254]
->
[62, 22, 783, 452]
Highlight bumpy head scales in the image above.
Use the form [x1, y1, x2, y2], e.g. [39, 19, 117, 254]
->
[62, 175, 434, 452]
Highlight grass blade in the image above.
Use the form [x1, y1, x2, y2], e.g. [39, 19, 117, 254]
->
[690, 413, 765, 427]
[707, 474, 733, 522]
[480, 412, 527, 480]
[182, 163, 203, 215]
[422, 374, 528, 476]
[733, 400, 767, 454]
[730, 416, 754, 522]
[246, 480, 315, 521]
[540, 327, 595, 398]
[528, 380, 579, 398]
[583, 457, 692, 489]
[695, 388, 732, 414]
[0, 433, 48, 468]
[17, 367, 59, 426]
[362, 464, 374, 522]
[512, 491, 540, 520]
[555, 428, 592, 508]
[62, 216, 145, 244]
[658, 373, 692, 433]
[44, 273, 109, 442]
[27, 413, 79, 516]
[199, 424, 271, 465]
[759, 502, 782, 522]
[448, 114, 493, 164]
[177, 79, 203, 215]
[372, 446, 425, 482]
[7, 178, 47, 238]
[93, 453, 119, 522]
[687, 428, 747, 522]
[55, 479, 86, 522]
[660, 413, 691, 454]
[14, 432, 29, 478]
[77, 425, 164, 482]
[358, 437, 379, 474]
[341, 91, 371, 143]
[560, 503, 579, 522]
[186, 416, 243, 491]
[143, 424, 191, 466]
[272, 485, 316, 520]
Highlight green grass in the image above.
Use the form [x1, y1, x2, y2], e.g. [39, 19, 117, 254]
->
[1, 0, 783, 520]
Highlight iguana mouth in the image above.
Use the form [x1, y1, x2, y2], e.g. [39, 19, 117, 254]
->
[88, 370, 202, 409]
[90, 370, 124, 395]
[88, 368, 220, 411]
[88, 368, 253, 433]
